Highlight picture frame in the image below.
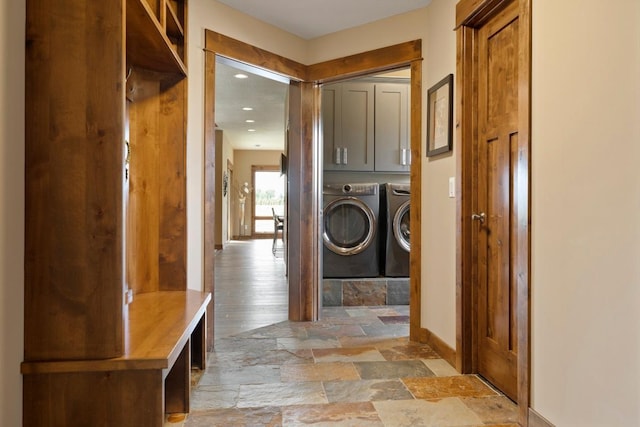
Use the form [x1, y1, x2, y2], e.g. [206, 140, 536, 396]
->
[426, 74, 454, 157]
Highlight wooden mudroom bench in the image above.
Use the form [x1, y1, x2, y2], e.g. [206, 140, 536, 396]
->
[22, 291, 211, 426]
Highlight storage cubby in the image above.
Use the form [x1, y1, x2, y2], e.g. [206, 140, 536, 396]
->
[126, 0, 188, 75]
[166, 0, 186, 61]
[23, 1, 204, 425]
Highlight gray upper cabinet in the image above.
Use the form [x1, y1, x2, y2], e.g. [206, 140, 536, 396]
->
[322, 82, 375, 171]
[374, 83, 410, 172]
[322, 84, 342, 171]
[322, 80, 409, 173]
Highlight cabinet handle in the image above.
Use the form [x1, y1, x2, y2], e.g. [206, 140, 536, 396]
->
[343, 148, 348, 165]
[335, 147, 341, 165]
[400, 148, 412, 166]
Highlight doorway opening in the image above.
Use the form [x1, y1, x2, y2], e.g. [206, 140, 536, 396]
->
[212, 55, 291, 338]
[319, 68, 412, 309]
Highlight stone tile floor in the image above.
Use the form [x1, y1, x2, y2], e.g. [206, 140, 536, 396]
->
[166, 305, 518, 426]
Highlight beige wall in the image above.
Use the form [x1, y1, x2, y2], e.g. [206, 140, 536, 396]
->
[307, 8, 429, 64]
[421, 0, 458, 348]
[1, 1, 25, 425]
[531, 0, 640, 425]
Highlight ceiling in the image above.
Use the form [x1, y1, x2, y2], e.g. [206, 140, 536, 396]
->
[215, 58, 289, 152]
[214, 0, 431, 152]
[216, 0, 432, 40]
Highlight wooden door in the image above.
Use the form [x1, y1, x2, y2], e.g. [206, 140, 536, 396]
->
[474, 0, 520, 402]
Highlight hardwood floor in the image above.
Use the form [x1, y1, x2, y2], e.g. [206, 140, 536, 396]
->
[214, 239, 289, 339]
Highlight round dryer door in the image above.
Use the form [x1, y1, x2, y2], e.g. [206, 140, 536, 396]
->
[323, 197, 376, 255]
[393, 200, 411, 252]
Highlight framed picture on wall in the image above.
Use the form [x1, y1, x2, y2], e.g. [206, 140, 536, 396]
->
[426, 74, 453, 157]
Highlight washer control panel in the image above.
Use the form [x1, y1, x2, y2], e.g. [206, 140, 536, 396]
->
[340, 183, 377, 195]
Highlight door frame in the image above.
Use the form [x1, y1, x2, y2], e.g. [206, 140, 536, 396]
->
[203, 31, 424, 344]
[227, 159, 234, 240]
[203, 32, 314, 341]
[455, 0, 532, 424]
[307, 43, 423, 339]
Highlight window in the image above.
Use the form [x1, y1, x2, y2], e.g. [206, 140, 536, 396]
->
[252, 166, 285, 235]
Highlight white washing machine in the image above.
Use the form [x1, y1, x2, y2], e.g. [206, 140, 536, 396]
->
[322, 183, 380, 278]
[381, 183, 410, 277]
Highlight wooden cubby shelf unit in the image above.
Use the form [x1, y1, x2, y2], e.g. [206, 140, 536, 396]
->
[127, 0, 187, 75]
[22, 291, 211, 426]
[24, 0, 195, 425]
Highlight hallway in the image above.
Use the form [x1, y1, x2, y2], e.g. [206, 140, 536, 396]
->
[213, 239, 289, 339]
[176, 240, 518, 426]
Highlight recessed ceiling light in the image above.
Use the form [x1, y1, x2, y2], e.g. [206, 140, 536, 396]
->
[248, 129, 256, 132]
[242, 107, 253, 111]
[234, 73, 249, 79]
[245, 119, 255, 123]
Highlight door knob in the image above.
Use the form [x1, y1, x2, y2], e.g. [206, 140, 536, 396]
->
[471, 212, 486, 224]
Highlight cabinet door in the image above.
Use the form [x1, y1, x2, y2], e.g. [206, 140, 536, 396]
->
[341, 83, 375, 171]
[375, 83, 410, 172]
[322, 84, 342, 171]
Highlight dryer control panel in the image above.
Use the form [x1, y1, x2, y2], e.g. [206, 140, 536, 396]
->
[323, 183, 378, 196]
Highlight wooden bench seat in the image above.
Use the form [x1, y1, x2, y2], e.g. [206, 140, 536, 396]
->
[22, 290, 211, 426]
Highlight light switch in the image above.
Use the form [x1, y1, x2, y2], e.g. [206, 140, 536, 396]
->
[448, 177, 455, 198]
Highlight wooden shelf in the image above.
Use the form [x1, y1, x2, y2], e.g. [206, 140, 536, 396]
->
[127, 0, 187, 76]
[23, 290, 209, 426]
[21, 291, 211, 374]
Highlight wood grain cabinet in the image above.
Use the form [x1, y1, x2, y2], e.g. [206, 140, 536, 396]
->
[23, 1, 207, 425]
[322, 80, 410, 173]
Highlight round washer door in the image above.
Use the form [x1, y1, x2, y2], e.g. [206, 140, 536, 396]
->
[323, 197, 377, 255]
[393, 200, 410, 252]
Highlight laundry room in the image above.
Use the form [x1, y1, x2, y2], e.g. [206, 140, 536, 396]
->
[321, 68, 411, 308]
